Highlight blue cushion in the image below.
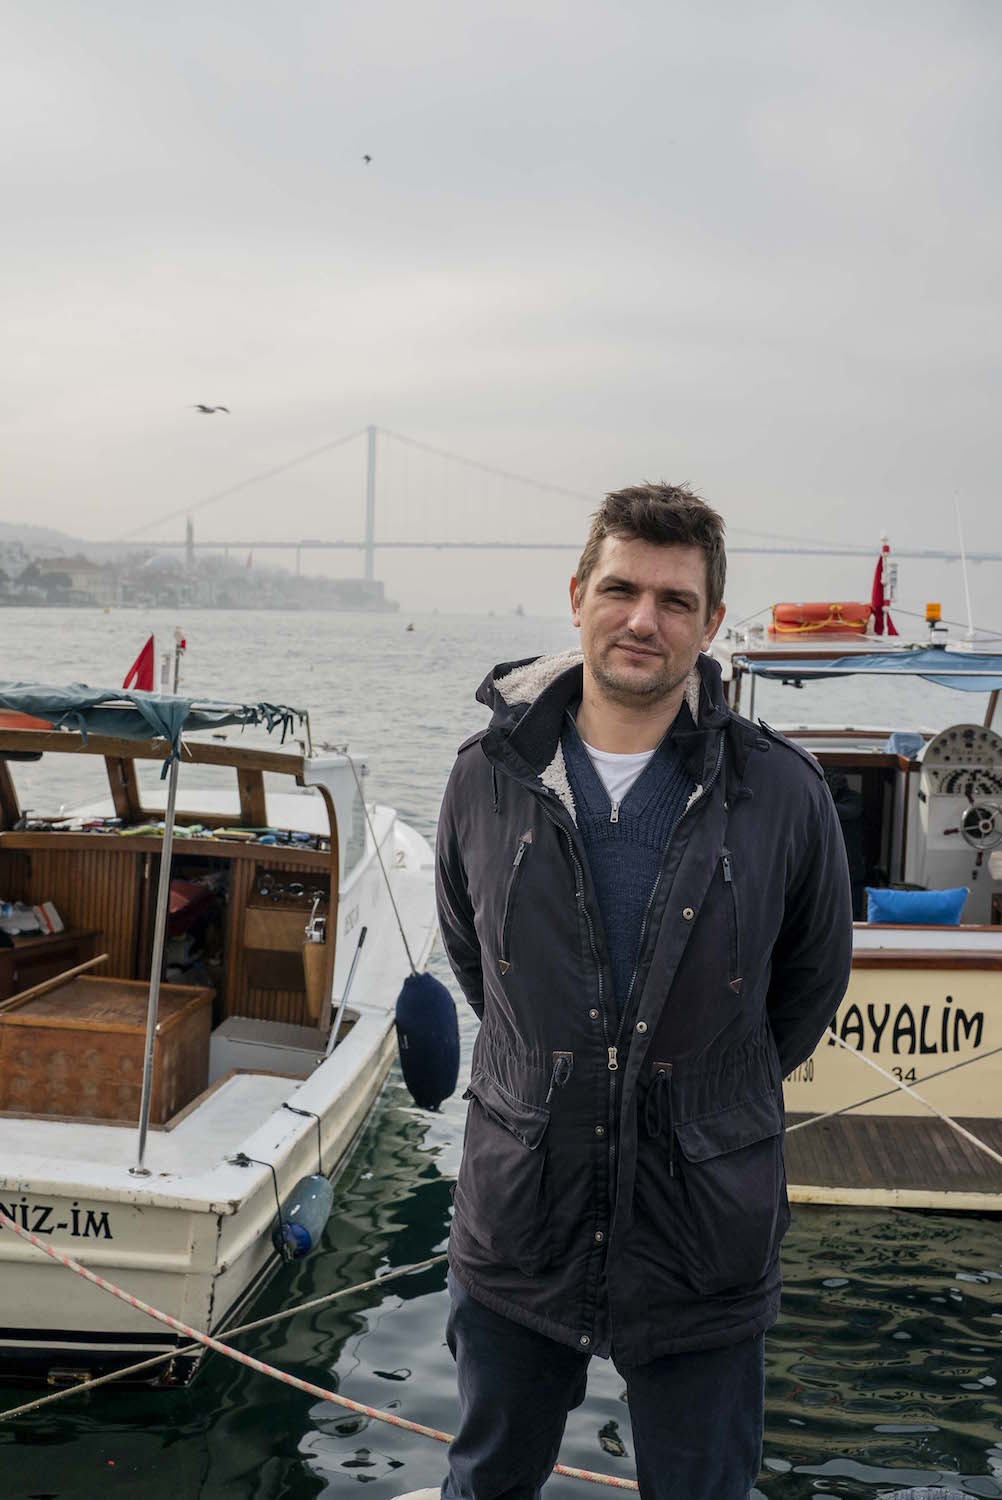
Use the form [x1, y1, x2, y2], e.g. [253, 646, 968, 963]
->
[865, 886, 969, 925]
[884, 731, 926, 758]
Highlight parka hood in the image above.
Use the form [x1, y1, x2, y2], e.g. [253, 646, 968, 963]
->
[475, 648, 735, 825]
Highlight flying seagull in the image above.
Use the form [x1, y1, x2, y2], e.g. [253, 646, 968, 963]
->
[191, 404, 230, 414]
[362, 154, 371, 164]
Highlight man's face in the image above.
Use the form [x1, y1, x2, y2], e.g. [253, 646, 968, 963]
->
[570, 535, 726, 706]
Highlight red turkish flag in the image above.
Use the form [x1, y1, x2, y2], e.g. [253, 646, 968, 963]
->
[870, 555, 898, 636]
[123, 635, 155, 692]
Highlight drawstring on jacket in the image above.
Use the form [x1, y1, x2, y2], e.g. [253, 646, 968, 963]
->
[545, 1052, 573, 1105]
[644, 1064, 676, 1178]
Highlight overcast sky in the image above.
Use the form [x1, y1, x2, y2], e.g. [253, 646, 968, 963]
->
[2, 1, 1000, 616]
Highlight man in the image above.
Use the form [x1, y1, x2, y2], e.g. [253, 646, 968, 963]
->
[427, 484, 853, 1500]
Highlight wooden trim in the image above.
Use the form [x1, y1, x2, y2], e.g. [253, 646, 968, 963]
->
[237, 769, 268, 828]
[105, 756, 142, 822]
[854, 920, 1002, 932]
[852, 949, 1002, 970]
[0, 730, 304, 777]
[787, 1182, 1002, 1211]
[0, 761, 19, 830]
[809, 750, 916, 771]
[0, 830, 331, 868]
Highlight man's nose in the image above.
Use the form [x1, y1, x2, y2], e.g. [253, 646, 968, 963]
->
[626, 595, 658, 637]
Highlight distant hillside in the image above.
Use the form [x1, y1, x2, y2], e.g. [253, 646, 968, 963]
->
[0, 519, 86, 554]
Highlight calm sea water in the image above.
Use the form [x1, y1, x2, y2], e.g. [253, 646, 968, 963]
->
[1, 608, 1000, 1500]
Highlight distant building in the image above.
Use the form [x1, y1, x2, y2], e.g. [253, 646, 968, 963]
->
[34, 555, 118, 607]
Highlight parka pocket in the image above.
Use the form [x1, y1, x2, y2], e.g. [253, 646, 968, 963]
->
[674, 1089, 790, 1296]
[498, 832, 532, 976]
[453, 1071, 552, 1276]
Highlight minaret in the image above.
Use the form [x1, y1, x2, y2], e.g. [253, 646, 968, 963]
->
[185, 515, 194, 571]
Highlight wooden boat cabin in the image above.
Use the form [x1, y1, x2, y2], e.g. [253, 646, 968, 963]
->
[0, 691, 367, 1128]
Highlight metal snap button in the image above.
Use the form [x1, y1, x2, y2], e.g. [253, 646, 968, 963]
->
[579, 1334, 591, 1347]
[594, 1230, 605, 1244]
[589, 1008, 599, 1020]
[594, 1123, 605, 1137]
[682, 906, 695, 920]
[635, 1020, 647, 1034]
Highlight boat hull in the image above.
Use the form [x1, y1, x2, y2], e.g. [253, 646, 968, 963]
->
[783, 953, 1000, 1120]
[0, 1022, 400, 1387]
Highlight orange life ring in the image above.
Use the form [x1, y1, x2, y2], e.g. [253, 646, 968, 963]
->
[768, 602, 871, 637]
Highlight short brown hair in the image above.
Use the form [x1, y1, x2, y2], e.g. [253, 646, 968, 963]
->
[576, 482, 726, 621]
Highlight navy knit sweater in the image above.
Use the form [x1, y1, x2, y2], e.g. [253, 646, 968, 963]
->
[561, 701, 697, 1014]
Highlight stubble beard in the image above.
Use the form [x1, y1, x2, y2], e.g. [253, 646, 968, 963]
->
[590, 642, 691, 708]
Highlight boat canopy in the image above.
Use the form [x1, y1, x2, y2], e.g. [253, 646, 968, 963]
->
[0, 682, 306, 756]
[739, 648, 1002, 693]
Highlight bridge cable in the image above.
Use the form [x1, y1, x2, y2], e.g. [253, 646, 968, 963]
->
[122, 427, 369, 540]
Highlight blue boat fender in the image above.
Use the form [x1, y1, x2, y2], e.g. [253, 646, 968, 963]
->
[395, 971, 460, 1110]
[271, 1174, 335, 1261]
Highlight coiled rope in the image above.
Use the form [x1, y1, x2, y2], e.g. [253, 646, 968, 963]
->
[0, 1211, 637, 1489]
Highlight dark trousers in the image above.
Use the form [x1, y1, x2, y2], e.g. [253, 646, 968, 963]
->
[441, 1272, 764, 1500]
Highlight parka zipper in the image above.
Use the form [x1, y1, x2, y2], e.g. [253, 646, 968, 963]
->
[498, 832, 531, 974]
[618, 735, 726, 1027]
[721, 846, 742, 990]
[604, 736, 725, 1193]
[536, 732, 725, 1223]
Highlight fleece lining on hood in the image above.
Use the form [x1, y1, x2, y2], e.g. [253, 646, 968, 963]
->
[478, 649, 706, 825]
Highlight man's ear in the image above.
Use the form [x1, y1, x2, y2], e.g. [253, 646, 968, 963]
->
[570, 575, 582, 628]
[701, 603, 726, 652]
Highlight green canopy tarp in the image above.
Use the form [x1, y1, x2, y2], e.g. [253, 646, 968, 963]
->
[0, 682, 306, 759]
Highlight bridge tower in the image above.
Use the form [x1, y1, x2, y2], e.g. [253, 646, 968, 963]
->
[364, 425, 376, 582]
[185, 515, 194, 571]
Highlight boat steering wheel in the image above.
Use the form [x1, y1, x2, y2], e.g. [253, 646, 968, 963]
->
[959, 801, 1002, 851]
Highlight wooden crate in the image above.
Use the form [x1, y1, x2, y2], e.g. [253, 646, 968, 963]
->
[0, 976, 212, 1123]
[0, 930, 100, 1003]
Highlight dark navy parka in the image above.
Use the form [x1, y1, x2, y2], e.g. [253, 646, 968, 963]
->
[435, 647, 853, 1364]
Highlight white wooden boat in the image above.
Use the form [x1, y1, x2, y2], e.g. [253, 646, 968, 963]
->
[712, 582, 1002, 1210]
[0, 688, 436, 1384]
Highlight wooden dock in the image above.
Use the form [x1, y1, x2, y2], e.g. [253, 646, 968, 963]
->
[785, 1112, 1002, 1212]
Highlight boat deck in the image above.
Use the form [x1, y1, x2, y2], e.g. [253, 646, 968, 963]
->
[785, 1112, 1002, 1211]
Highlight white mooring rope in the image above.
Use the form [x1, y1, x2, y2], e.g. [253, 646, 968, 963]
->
[0, 1210, 637, 1489]
[788, 1032, 1002, 1168]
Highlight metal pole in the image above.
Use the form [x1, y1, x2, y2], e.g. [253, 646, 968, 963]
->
[324, 926, 367, 1059]
[130, 753, 181, 1176]
[364, 425, 376, 583]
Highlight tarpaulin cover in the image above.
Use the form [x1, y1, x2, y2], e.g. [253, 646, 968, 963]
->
[0, 683, 306, 756]
[742, 648, 1002, 693]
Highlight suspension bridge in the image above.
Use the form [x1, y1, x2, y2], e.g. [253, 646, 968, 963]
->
[115, 425, 1002, 576]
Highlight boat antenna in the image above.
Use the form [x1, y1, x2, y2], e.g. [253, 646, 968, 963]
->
[954, 494, 976, 641]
